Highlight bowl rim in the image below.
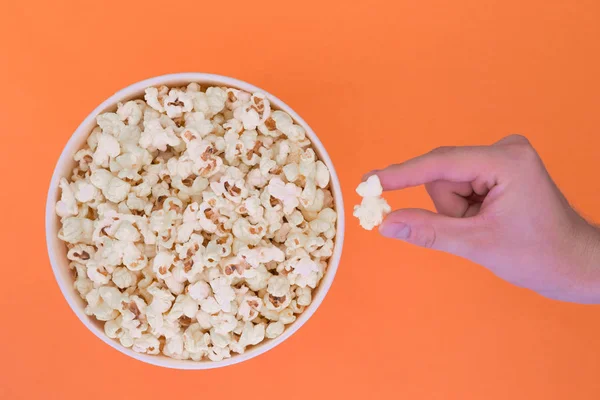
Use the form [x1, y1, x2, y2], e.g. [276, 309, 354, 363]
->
[45, 72, 345, 369]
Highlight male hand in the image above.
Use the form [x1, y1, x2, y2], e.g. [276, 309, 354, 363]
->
[367, 135, 600, 303]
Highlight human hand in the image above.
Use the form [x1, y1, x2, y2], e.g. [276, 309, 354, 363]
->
[366, 135, 600, 303]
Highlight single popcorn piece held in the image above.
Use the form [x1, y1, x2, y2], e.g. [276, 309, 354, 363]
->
[353, 175, 391, 230]
[54, 82, 338, 362]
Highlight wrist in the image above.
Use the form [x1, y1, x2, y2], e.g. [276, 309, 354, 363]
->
[563, 222, 600, 303]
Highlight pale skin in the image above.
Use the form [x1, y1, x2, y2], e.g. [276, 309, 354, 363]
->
[365, 135, 600, 304]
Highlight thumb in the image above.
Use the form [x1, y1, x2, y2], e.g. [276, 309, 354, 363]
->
[379, 208, 475, 256]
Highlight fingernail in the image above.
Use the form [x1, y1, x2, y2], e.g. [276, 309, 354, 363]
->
[379, 222, 411, 239]
[362, 170, 378, 181]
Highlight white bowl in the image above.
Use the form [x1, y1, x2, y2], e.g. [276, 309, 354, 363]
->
[45, 73, 345, 369]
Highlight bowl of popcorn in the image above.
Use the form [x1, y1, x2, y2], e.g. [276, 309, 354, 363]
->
[45, 73, 344, 369]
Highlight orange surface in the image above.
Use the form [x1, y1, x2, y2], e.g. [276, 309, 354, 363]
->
[1, 0, 600, 399]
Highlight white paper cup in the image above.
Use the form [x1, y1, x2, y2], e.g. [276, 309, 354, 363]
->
[45, 73, 345, 369]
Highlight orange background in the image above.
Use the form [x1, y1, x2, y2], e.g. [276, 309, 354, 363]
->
[1, 0, 600, 399]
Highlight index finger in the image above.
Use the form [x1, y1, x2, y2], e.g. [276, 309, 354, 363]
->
[364, 146, 499, 191]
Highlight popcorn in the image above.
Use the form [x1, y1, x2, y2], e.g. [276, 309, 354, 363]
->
[267, 275, 290, 297]
[230, 321, 265, 354]
[111, 147, 152, 181]
[267, 177, 301, 214]
[234, 104, 261, 131]
[56, 178, 78, 217]
[353, 175, 391, 230]
[133, 334, 160, 355]
[209, 328, 231, 348]
[55, 83, 338, 362]
[167, 294, 198, 321]
[299, 148, 316, 178]
[304, 236, 325, 253]
[188, 280, 210, 302]
[99, 286, 125, 310]
[74, 148, 94, 171]
[203, 241, 222, 267]
[207, 346, 231, 362]
[324, 227, 336, 240]
[151, 251, 174, 279]
[122, 243, 147, 271]
[245, 264, 271, 292]
[232, 218, 266, 246]
[237, 295, 262, 322]
[300, 179, 317, 209]
[87, 127, 101, 151]
[296, 287, 312, 306]
[282, 163, 299, 182]
[112, 266, 136, 289]
[165, 270, 187, 296]
[261, 308, 279, 322]
[200, 296, 222, 314]
[210, 173, 248, 204]
[357, 174, 384, 197]
[90, 169, 131, 203]
[164, 333, 186, 359]
[264, 291, 291, 312]
[163, 88, 194, 118]
[93, 133, 120, 167]
[284, 251, 320, 289]
[72, 263, 94, 298]
[85, 289, 119, 321]
[236, 195, 264, 224]
[285, 232, 307, 252]
[204, 87, 228, 116]
[309, 208, 337, 234]
[274, 140, 291, 165]
[290, 300, 304, 314]
[73, 181, 99, 203]
[120, 296, 148, 337]
[147, 283, 175, 314]
[117, 101, 143, 126]
[87, 261, 111, 285]
[58, 217, 93, 244]
[315, 161, 330, 188]
[289, 254, 318, 277]
[140, 118, 181, 152]
[279, 308, 296, 325]
[271, 111, 306, 143]
[185, 139, 223, 178]
[96, 113, 125, 137]
[119, 332, 135, 348]
[114, 220, 141, 242]
[312, 238, 334, 258]
[301, 188, 325, 215]
[238, 130, 260, 166]
[90, 169, 113, 190]
[238, 245, 284, 268]
[105, 177, 131, 203]
[265, 321, 285, 339]
[104, 317, 123, 339]
[144, 87, 165, 112]
[183, 324, 211, 359]
[210, 277, 235, 312]
[209, 312, 238, 334]
[67, 244, 96, 265]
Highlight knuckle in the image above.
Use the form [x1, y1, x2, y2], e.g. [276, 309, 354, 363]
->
[515, 142, 538, 159]
[505, 134, 530, 145]
[413, 225, 437, 249]
[429, 146, 456, 157]
[504, 141, 539, 163]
